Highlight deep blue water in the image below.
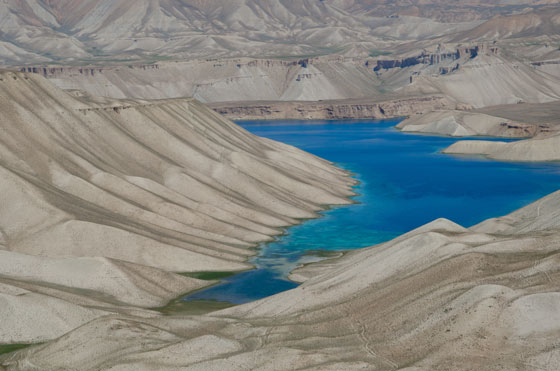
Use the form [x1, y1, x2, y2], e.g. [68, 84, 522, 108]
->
[183, 119, 560, 305]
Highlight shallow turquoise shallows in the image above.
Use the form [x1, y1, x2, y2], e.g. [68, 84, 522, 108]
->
[182, 119, 560, 305]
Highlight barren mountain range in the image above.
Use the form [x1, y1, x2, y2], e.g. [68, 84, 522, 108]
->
[1, 0, 558, 65]
[2, 1, 560, 370]
[0, 69, 354, 344]
[1, 67, 560, 371]
[4, 2, 559, 129]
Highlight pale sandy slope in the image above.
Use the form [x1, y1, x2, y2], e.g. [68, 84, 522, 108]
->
[0, 0, 552, 65]
[0, 70, 354, 272]
[0, 0, 483, 64]
[47, 58, 383, 102]
[3, 190, 560, 370]
[0, 70, 354, 344]
[397, 101, 560, 138]
[37, 42, 560, 108]
[0, 250, 211, 344]
[1, 74, 559, 368]
[397, 109, 540, 137]
[445, 133, 560, 161]
[403, 53, 560, 109]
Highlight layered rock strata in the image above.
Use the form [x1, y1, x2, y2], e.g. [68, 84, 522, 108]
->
[210, 95, 452, 120]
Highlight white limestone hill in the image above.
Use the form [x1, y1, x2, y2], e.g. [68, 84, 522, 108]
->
[0, 249, 211, 344]
[397, 99, 560, 138]
[23, 41, 560, 111]
[0, 69, 355, 345]
[451, 7, 560, 41]
[0, 0, 487, 65]
[440, 100, 560, 160]
[397, 110, 530, 137]
[331, 0, 555, 22]
[42, 58, 383, 102]
[445, 133, 560, 162]
[0, 1, 554, 65]
[0, 70, 354, 274]
[4, 191, 560, 370]
[403, 53, 560, 109]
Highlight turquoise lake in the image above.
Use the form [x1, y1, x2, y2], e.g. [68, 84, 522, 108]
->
[182, 119, 560, 305]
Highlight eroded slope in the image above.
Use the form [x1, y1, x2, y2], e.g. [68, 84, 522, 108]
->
[4, 192, 560, 370]
[0, 70, 354, 344]
[0, 70, 354, 270]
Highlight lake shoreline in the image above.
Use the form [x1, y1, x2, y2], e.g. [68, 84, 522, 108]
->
[162, 118, 560, 312]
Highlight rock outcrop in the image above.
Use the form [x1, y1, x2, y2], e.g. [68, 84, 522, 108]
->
[210, 95, 452, 120]
[16, 57, 383, 102]
[13, 42, 560, 115]
[372, 44, 498, 72]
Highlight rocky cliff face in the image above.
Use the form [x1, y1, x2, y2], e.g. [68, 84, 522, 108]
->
[210, 95, 452, 120]
[17, 41, 559, 113]
[16, 56, 383, 102]
[20, 64, 160, 77]
[373, 44, 499, 73]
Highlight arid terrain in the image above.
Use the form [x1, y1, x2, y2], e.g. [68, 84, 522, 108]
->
[8, 4, 560, 141]
[1, 1, 560, 370]
[0, 69, 354, 344]
[3, 0, 551, 65]
[3, 203, 560, 370]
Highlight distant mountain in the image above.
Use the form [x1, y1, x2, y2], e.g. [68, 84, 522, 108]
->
[1, 0, 555, 65]
[451, 7, 560, 41]
[330, 0, 558, 21]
